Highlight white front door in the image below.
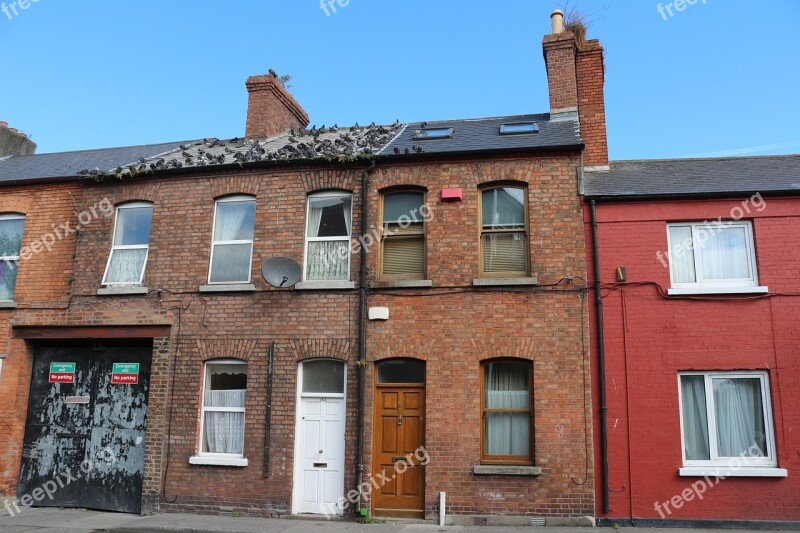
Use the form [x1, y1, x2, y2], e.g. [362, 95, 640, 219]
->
[292, 360, 346, 515]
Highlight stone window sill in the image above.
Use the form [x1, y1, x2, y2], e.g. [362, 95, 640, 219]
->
[97, 286, 149, 296]
[199, 284, 256, 293]
[295, 281, 355, 290]
[473, 277, 538, 287]
[189, 456, 248, 467]
[472, 465, 542, 476]
[0, 301, 17, 309]
[679, 466, 787, 478]
[370, 280, 433, 289]
[667, 286, 768, 296]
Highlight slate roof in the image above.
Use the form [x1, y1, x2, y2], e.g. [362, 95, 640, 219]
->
[0, 141, 189, 183]
[583, 155, 800, 199]
[0, 113, 583, 182]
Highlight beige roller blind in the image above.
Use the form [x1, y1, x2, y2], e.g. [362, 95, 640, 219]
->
[383, 228, 424, 277]
[481, 232, 527, 274]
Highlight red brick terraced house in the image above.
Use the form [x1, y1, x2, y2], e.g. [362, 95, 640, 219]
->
[0, 11, 604, 526]
[583, 155, 800, 529]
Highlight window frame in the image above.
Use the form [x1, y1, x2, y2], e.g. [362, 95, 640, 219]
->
[0, 213, 25, 302]
[303, 191, 353, 282]
[207, 195, 256, 285]
[666, 220, 759, 290]
[677, 371, 778, 468]
[480, 358, 534, 465]
[378, 189, 427, 281]
[101, 202, 153, 286]
[478, 184, 530, 278]
[197, 359, 248, 459]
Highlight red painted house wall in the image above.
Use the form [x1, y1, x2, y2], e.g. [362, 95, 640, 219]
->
[587, 196, 800, 523]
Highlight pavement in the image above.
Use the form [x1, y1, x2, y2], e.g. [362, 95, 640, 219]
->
[0, 507, 761, 533]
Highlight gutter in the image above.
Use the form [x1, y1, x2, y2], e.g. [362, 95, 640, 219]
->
[355, 158, 376, 515]
[589, 199, 610, 514]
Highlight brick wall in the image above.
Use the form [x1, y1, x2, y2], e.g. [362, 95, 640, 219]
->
[587, 197, 800, 522]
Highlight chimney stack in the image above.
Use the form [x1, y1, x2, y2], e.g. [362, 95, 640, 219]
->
[245, 72, 310, 139]
[542, 10, 608, 169]
[0, 121, 36, 157]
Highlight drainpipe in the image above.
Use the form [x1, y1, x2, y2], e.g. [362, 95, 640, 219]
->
[589, 199, 610, 514]
[356, 159, 376, 514]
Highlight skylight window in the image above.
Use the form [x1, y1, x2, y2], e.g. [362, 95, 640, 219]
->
[414, 127, 454, 140]
[500, 122, 539, 135]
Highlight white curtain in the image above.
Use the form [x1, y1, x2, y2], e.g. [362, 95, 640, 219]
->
[307, 241, 348, 280]
[699, 227, 749, 280]
[668, 226, 696, 283]
[485, 364, 530, 456]
[307, 204, 324, 238]
[216, 204, 248, 241]
[204, 389, 246, 454]
[343, 202, 351, 236]
[105, 249, 147, 284]
[713, 378, 765, 457]
[681, 376, 710, 460]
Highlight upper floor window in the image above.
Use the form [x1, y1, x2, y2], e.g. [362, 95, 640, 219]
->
[304, 192, 352, 281]
[479, 186, 529, 277]
[102, 202, 153, 285]
[481, 359, 532, 464]
[209, 196, 256, 284]
[667, 221, 758, 290]
[380, 191, 425, 280]
[0, 214, 24, 301]
[679, 372, 777, 469]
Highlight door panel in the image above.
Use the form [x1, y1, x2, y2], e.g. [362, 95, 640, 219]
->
[372, 386, 425, 518]
[296, 397, 345, 514]
[19, 341, 152, 514]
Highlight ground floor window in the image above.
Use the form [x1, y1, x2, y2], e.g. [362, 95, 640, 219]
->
[679, 371, 777, 467]
[200, 360, 247, 456]
[481, 359, 532, 464]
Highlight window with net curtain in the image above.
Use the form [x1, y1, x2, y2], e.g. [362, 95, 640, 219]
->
[381, 191, 425, 280]
[0, 214, 24, 301]
[102, 203, 153, 285]
[667, 221, 757, 288]
[305, 192, 352, 281]
[480, 186, 528, 277]
[201, 361, 247, 456]
[482, 360, 532, 463]
[680, 372, 776, 466]
[209, 196, 256, 284]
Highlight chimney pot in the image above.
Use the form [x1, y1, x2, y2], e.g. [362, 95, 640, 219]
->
[551, 9, 565, 34]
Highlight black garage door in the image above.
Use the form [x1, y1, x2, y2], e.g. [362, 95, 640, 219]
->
[19, 340, 152, 514]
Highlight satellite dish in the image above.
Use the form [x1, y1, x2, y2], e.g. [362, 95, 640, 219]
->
[261, 257, 302, 288]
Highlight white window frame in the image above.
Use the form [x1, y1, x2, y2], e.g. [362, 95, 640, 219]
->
[101, 202, 152, 286]
[666, 221, 760, 291]
[0, 214, 25, 302]
[677, 371, 778, 470]
[192, 359, 248, 466]
[207, 195, 255, 285]
[303, 192, 353, 281]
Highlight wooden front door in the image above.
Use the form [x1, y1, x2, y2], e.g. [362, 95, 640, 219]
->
[372, 385, 425, 517]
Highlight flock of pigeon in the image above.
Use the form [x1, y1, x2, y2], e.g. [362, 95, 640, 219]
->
[77, 120, 418, 178]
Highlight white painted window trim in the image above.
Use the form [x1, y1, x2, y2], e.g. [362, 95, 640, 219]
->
[679, 466, 787, 478]
[666, 221, 760, 291]
[102, 202, 153, 286]
[303, 192, 353, 282]
[291, 359, 347, 516]
[667, 286, 768, 296]
[207, 196, 256, 285]
[193, 359, 248, 463]
[677, 371, 779, 469]
[0, 214, 24, 301]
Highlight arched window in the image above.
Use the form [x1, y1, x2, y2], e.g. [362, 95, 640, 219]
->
[304, 192, 353, 281]
[480, 359, 532, 464]
[0, 213, 25, 301]
[102, 202, 153, 285]
[479, 185, 529, 277]
[197, 359, 248, 459]
[208, 195, 256, 284]
[380, 190, 426, 280]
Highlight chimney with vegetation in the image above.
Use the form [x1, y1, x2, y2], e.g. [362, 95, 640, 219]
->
[245, 70, 310, 139]
[0, 121, 36, 157]
[543, 9, 609, 169]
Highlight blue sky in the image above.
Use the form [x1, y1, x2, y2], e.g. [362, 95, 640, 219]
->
[1, 1, 798, 160]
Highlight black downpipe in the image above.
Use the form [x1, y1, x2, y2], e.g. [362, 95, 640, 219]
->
[589, 199, 610, 514]
[263, 341, 274, 477]
[356, 159, 376, 513]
